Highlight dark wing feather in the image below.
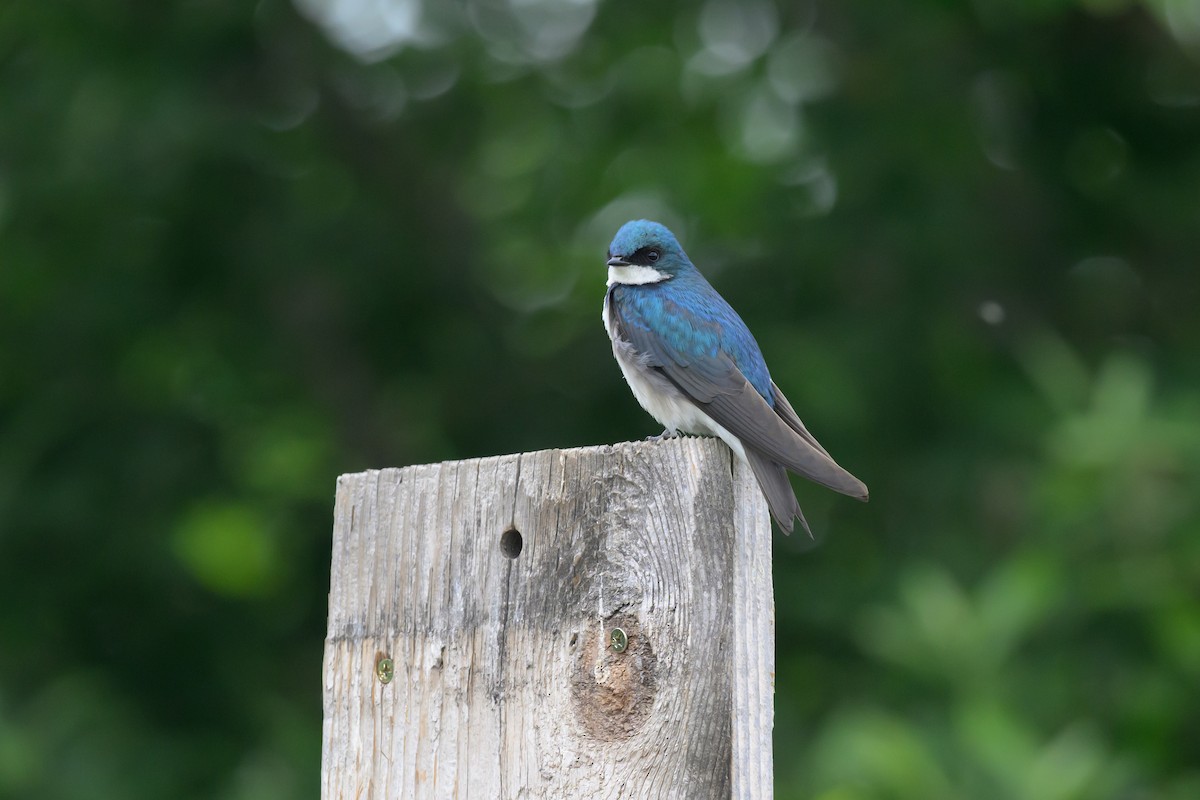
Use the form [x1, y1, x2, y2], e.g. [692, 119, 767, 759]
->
[771, 382, 831, 459]
[703, 370, 868, 498]
[610, 296, 869, 500]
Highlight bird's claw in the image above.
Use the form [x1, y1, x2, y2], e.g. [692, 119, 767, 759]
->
[645, 429, 680, 442]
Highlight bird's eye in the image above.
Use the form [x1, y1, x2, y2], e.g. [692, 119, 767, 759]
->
[647, 249, 660, 263]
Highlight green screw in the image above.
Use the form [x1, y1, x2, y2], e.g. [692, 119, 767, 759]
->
[610, 628, 628, 653]
[376, 657, 394, 684]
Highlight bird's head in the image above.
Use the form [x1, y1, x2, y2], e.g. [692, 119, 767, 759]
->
[606, 220, 693, 286]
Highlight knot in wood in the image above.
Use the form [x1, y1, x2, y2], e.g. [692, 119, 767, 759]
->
[570, 614, 656, 741]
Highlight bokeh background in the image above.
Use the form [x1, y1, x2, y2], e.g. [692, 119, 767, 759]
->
[3, 0, 1200, 797]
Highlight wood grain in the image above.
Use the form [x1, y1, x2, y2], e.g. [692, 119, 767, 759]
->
[322, 437, 774, 799]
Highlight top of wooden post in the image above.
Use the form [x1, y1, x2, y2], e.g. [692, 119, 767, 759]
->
[322, 438, 774, 799]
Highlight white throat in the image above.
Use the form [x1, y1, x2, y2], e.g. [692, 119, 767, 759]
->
[607, 264, 671, 287]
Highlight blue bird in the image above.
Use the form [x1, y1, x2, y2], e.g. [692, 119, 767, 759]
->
[603, 219, 868, 535]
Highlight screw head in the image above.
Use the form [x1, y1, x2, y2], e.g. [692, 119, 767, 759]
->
[609, 627, 628, 653]
[376, 657, 394, 684]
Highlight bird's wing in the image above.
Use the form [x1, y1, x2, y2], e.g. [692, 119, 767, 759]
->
[610, 295, 868, 500]
[770, 381, 831, 459]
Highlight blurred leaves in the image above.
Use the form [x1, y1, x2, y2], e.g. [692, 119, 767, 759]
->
[3, 0, 1200, 798]
[809, 708, 953, 799]
[859, 556, 1059, 687]
[173, 501, 281, 597]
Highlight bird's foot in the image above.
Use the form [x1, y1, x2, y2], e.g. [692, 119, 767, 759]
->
[645, 428, 680, 442]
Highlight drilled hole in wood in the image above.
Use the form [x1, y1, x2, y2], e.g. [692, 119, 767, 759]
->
[499, 527, 523, 559]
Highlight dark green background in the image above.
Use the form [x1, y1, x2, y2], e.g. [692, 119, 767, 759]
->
[3, 0, 1199, 797]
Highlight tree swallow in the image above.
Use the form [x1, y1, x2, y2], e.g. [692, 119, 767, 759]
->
[603, 219, 868, 535]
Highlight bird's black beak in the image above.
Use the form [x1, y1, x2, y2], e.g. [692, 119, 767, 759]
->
[607, 256, 630, 267]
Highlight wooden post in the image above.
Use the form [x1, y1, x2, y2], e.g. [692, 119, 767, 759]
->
[322, 438, 775, 799]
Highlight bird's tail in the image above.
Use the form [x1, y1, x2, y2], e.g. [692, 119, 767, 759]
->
[745, 448, 810, 536]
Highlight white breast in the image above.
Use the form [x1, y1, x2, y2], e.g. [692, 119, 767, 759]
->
[603, 291, 748, 463]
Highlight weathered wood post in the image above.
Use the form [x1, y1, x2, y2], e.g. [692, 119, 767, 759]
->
[322, 437, 775, 799]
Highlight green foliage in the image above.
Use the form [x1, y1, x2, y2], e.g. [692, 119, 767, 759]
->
[2, 0, 1200, 796]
